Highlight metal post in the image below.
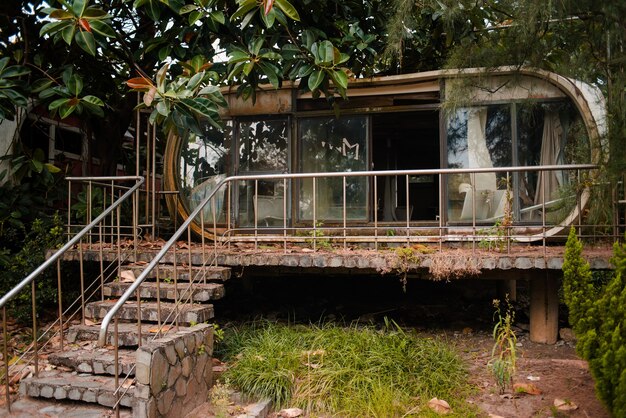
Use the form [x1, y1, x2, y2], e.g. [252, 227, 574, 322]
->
[254, 180, 258, 250]
[79, 239, 85, 325]
[31, 281, 38, 377]
[373, 175, 378, 251]
[3, 307, 10, 412]
[283, 178, 287, 253]
[57, 259, 64, 351]
[312, 177, 317, 251]
[343, 176, 347, 250]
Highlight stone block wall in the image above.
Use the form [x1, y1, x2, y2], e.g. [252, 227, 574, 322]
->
[134, 324, 213, 418]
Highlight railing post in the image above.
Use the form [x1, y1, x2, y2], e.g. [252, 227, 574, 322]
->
[79, 238, 85, 325]
[57, 259, 64, 351]
[343, 176, 347, 250]
[283, 178, 287, 253]
[3, 307, 10, 412]
[254, 180, 258, 250]
[31, 281, 38, 377]
[374, 175, 378, 251]
[405, 174, 410, 244]
[312, 177, 317, 251]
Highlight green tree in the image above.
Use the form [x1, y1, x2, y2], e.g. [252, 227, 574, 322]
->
[563, 228, 626, 416]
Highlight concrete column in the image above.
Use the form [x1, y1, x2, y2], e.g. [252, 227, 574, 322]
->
[529, 271, 559, 344]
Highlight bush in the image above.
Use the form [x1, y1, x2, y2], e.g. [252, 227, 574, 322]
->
[562, 227, 626, 416]
[0, 213, 65, 324]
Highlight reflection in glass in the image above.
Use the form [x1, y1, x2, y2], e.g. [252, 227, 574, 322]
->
[236, 119, 289, 227]
[298, 116, 368, 221]
[447, 105, 511, 222]
[446, 101, 589, 224]
[516, 102, 589, 222]
[179, 123, 231, 223]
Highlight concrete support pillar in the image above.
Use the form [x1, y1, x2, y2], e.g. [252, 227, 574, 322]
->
[529, 272, 559, 344]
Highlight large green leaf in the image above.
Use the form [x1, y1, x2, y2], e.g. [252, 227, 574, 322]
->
[74, 30, 96, 55]
[231, 0, 256, 21]
[49, 97, 71, 110]
[72, 0, 88, 18]
[308, 69, 324, 91]
[181, 97, 217, 118]
[67, 75, 83, 96]
[82, 8, 110, 19]
[40, 20, 72, 37]
[273, 0, 300, 21]
[49, 9, 74, 20]
[0, 66, 30, 78]
[59, 102, 78, 119]
[82, 95, 104, 106]
[329, 69, 348, 89]
[89, 20, 116, 38]
[61, 25, 77, 45]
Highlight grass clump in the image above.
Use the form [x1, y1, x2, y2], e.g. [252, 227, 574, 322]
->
[217, 321, 475, 417]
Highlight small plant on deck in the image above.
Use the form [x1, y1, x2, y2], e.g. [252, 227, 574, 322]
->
[488, 296, 517, 394]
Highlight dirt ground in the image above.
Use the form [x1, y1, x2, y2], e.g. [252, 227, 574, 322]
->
[450, 330, 608, 417]
[212, 273, 610, 418]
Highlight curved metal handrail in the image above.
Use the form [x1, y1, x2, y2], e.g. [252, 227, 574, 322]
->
[98, 163, 597, 345]
[0, 176, 145, 310]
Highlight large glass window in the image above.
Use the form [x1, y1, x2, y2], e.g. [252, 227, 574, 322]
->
[236, 118, 289, 227]
[447, 105, 511, 222]
[446, 101, 588, 224]
[298, 116, 368, 221]
[516, 102, 589, 222]
[179, 123, 231, 223]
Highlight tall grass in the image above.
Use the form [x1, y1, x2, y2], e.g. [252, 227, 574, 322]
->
[218, 321, 475, 417]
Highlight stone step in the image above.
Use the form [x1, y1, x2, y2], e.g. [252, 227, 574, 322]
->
[103, 281, 225, 302]
[120, 265, 231, 282]
[20, 370, 135, 408]
[85, 301, 214, 325]
[66, 323, 193, 347]
[48, 348, 135, 376]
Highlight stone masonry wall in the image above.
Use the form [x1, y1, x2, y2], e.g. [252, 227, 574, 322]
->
[133, 324, 213, 418]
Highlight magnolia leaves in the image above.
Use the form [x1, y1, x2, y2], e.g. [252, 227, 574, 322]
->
[127, 57, 226, 136]
[40, 0, 115, 56]
[36, 68, 104, 119]
[0, 58, 30, 121]
[231, 0, 300, 29]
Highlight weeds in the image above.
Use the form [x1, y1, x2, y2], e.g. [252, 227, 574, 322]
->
[218, 321, 474, 417]
[393, 247, 420, 291]
[304, 222, 332, 250]
[488, 296, 517, 394]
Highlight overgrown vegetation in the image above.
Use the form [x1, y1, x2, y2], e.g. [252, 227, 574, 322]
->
[488, 297, 517, 394]
[562, 227, 626, 416]
[217, 321, 474, 417]
[0, 213, 67, 323]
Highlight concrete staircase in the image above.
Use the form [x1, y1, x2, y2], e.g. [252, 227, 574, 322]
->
[18, 263, 230, 416]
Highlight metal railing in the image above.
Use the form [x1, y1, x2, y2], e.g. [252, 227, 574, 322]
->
[0, 176, 144, 412]
[98, 163, 606, 344]
[158, 164, 608, 250]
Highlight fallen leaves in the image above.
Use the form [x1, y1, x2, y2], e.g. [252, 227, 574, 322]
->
[427, 397, 451, 414]
[554, 398, 578, 411]
[513, 382, 541, 395]
[277, 407, 303, 417]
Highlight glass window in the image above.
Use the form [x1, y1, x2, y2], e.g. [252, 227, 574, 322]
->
[179, 123, 231, 224]
[236, 118, 289, 227]
[516, 102, 589, 222]
[446, 105, 511, 222]
[298, 116, 368, 221]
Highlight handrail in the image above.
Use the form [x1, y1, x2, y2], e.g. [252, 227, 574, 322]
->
[0, 176, 145, 310]
[98, 163, 597, 345]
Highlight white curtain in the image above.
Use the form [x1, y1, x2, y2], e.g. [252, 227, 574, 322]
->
[534, 110, 565, 205]
[190, 174, 226, 222]
[467, 107, 496, 190]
